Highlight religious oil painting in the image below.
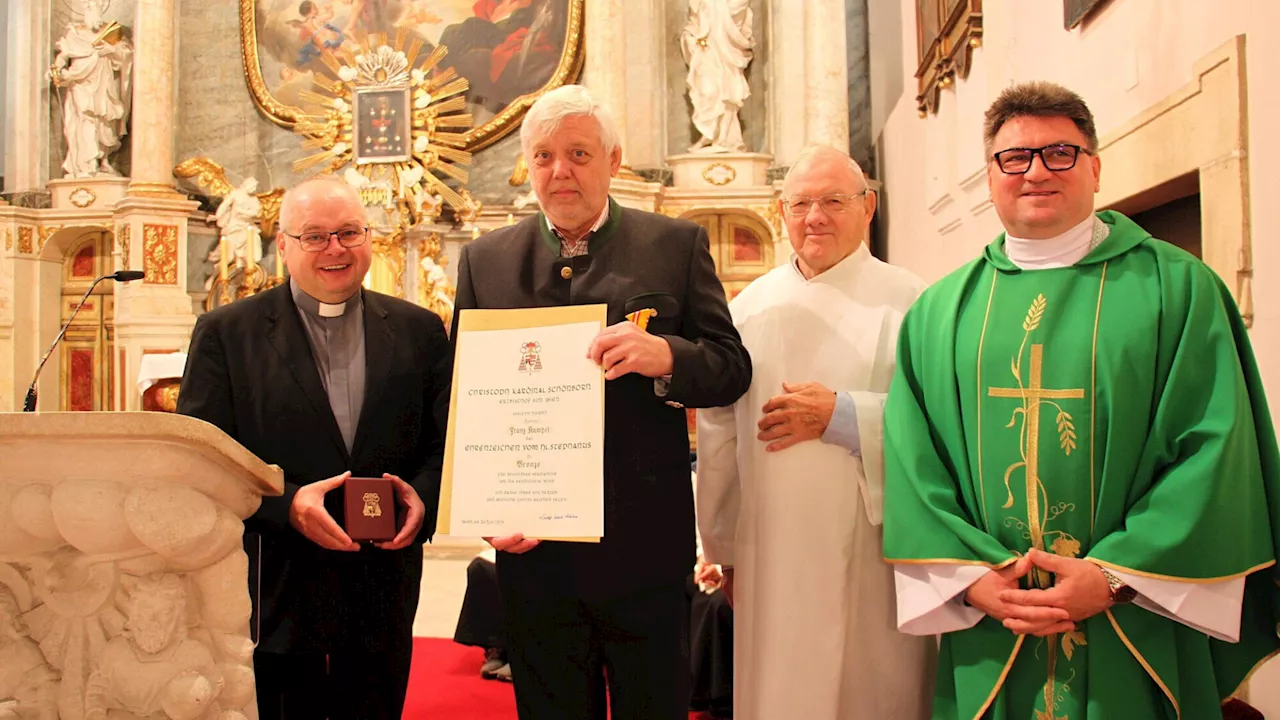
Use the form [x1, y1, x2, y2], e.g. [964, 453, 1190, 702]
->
[915, 0, 942, 63]
[240, 0, 585, 151]
[353, 86, 411, 164]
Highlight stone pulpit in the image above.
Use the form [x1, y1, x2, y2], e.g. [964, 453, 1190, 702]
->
[0, 412, 283, 720]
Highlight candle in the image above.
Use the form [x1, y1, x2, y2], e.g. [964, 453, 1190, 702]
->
[275, 244, 284, 280]
[219, 237, 229, 282]
[506, 213, 515, 226]
[472, 225, 480, 241]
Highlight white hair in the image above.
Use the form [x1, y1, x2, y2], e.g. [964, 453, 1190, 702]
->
[520, 84, 621, 156]
[278, 175, 365, 232]
[783, 145, 869, 193]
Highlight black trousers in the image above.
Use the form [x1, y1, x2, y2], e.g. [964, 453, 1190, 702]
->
[253, 646, 412, 720]
[502, 578, 691, 720]
[687, 577, 733, 716]
[453, 555, 505, 650]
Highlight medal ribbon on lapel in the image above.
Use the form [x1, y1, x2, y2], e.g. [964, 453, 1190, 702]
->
[626, 308, 658, 331]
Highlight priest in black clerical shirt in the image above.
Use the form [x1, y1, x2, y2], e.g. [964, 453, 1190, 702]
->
[178, 176, 452, 719]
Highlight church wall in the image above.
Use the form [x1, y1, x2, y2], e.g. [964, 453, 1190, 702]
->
[867, 0, 903, 145]
[176, 0, 279, 196]
[875, 0, 1280, 709]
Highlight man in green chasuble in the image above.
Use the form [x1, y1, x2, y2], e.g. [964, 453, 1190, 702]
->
[883, 81, 1280, 720]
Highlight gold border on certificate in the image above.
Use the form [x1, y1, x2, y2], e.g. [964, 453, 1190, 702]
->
[437, 304, 607, 542]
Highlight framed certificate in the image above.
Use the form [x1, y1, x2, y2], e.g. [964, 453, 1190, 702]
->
[437, 305, 606, 541]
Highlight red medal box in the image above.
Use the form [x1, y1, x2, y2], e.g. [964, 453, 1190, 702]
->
[343, 476, 399, 542]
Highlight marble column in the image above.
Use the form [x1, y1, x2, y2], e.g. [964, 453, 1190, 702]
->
[806, 0, 850, 153]
[583, 0, 662, 208]
[622, 0, 666, 171]
[582, 0, 631, 166]
[114, 0, 197, 410]
[127, 0, 178, 197]
[769, 0, 850, 167]
[3, 0, 52, 192]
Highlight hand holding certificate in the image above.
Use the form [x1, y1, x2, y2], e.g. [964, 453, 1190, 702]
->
[438, 305, 607, 542]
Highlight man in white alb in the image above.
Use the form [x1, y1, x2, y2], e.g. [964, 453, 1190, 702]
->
[696, 145, 936, 720]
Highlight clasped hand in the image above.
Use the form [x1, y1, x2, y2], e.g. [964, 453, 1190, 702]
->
[289, 471, 425, 552]
[965, 549, 1113, 636]
[587, 320, 673, 380]
[757, 382, 837, 452]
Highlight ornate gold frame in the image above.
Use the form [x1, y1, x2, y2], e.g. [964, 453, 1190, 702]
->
[915, 0, 983, 116]
[238, 0, 586, 152]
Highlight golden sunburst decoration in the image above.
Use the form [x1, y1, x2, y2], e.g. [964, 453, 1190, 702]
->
[289, 33, 475, 229]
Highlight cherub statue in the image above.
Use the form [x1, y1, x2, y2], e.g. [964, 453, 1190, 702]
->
[173, 157, 286, 283]
[49, 0, 134, 177]
[210, 178, 263, 272]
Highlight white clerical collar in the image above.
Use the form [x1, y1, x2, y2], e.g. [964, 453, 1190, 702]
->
[290, 277, 358, 318]
[545, 202, 610, 242]
[789, 241, 870, 282]
[1004, 215, 1100, 270]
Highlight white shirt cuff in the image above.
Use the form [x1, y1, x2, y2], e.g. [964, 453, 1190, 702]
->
[894, 563, 991, 635]
[1111, 569, 1245, 642]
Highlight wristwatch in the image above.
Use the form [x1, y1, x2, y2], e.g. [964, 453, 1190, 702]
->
[1099, 566, 1137, 604]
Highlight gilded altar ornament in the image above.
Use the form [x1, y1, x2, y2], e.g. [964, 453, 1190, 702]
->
[116, 223, 131, 269]
[454, 189, 483, 225]
[39, 226, 64, 252]
[288, 40, 474, 232]
[69, 187, 97, 208]
[142, 224, 179, 285]
[238, 0, 584, 153]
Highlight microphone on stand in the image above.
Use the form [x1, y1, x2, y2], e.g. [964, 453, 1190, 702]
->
[22, 269, 146, 412]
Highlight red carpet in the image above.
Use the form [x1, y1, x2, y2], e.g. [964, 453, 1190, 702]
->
[403, 638, 516, 720]
[403, 638, 717, 719]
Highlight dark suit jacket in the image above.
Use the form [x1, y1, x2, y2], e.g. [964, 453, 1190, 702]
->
[453, 199, 751, 599]
[177, 284, 451, 655]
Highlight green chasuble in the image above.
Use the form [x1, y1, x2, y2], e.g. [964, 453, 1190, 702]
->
[883, 211, 1280, 720]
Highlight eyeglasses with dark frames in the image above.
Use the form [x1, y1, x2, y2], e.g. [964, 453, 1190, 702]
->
[992, 144, 1092, 175]
[283, 227, 370, 252]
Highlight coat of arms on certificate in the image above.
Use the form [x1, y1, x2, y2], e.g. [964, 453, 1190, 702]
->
[518, 341, 543, 374]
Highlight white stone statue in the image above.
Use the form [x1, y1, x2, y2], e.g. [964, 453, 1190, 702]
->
[420, 255, 455, 327]
[680, 0, 755, 153]
[49, 0, 133, 178]
[207, 178, 264, 275]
